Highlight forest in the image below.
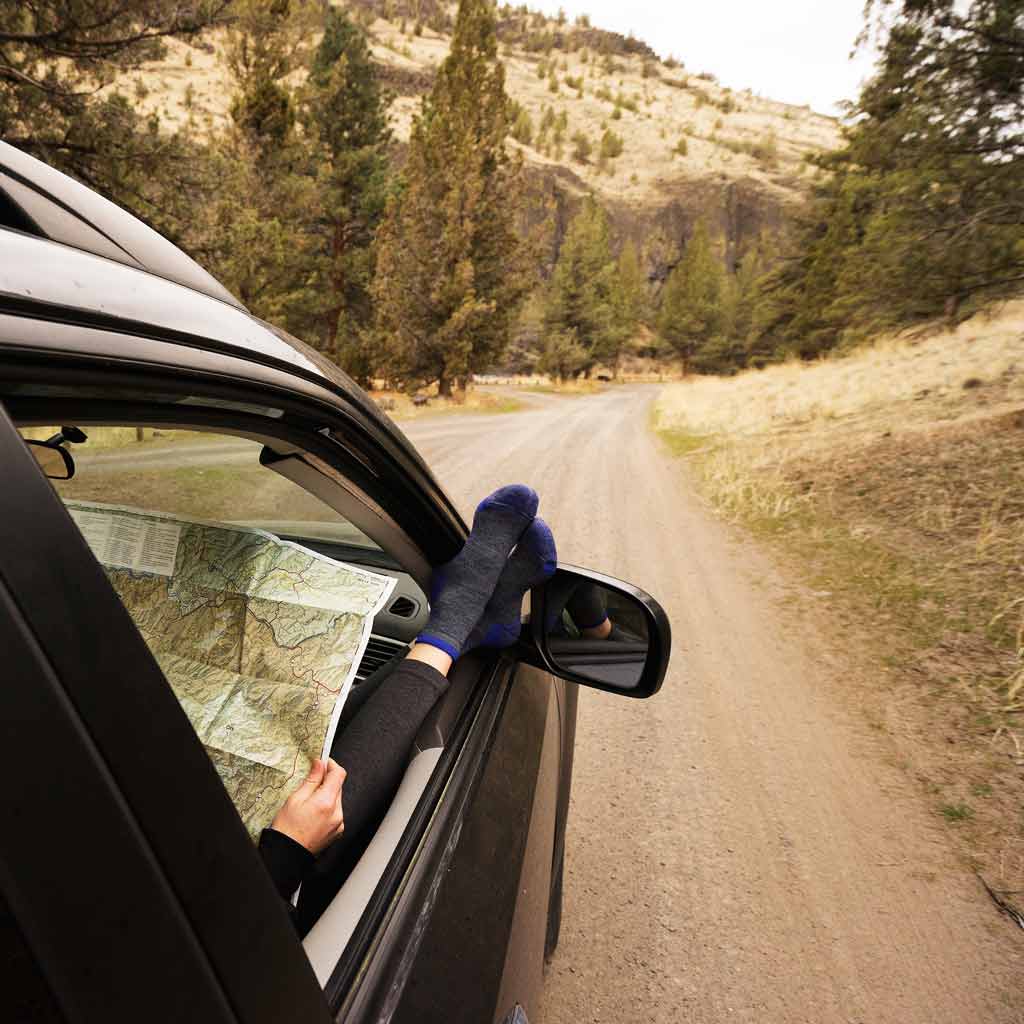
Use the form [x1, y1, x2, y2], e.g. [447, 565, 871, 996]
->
[2, 0, 1022, 387]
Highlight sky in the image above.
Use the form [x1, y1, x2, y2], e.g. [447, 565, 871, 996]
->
[528, 1, 882, 116]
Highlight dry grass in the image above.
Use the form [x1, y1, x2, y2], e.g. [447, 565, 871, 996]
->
[368, 386, 526, 420]
[121, 8, 841, 211]
[655, 301, 1024, 882]
[369, 14, 838, 205]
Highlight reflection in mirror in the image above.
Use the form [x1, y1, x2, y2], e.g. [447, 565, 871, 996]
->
[26, 440, 74, 480]
[545, 580, 650, 690]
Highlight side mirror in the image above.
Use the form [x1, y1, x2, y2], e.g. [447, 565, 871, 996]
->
[522, 565, 671, 698]
[26, 439, 75, 480]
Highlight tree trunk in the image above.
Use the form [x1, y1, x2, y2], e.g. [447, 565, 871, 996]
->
[437, 373, 452, 398]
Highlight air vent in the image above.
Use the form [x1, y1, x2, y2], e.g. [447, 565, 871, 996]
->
[388, 595, 419, 619]
[355, 635, 407, 682]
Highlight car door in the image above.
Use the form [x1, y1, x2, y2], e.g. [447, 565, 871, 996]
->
[0, 354, 569, 1024]
[0, 402, 333, 1024]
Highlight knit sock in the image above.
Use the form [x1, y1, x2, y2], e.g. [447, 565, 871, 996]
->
[465, 517, 557, 651]
[417, 484, 539, 659]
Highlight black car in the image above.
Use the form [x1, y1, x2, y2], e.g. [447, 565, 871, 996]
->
[0, 141, 670, 1024]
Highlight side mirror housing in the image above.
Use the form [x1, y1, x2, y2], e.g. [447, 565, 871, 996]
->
[520, 565, 671, 698]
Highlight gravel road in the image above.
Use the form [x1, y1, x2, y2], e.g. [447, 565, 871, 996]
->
[402, 386, 1022, 1024]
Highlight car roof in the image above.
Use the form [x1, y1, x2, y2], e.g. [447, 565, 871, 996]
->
[0, 141, 242, 309]
[0, 145, 467, 533]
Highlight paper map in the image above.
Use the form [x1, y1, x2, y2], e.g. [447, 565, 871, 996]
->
[67, 502, 396, 838]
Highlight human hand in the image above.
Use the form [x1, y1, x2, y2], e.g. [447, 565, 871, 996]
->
[270, 757, 346, 855]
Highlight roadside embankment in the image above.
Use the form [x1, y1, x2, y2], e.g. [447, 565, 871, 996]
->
[654, 302, 1024, 909]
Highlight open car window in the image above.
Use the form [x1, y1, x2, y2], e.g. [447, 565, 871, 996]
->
[17, 424, 401, 843]
[22, 425, 381, 552]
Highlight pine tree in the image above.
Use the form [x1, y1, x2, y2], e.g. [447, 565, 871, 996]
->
[300, 8, 392, 380]
[372, 0, 534, 396]
[657, 221, 723, 374]
[612, 240, 648, 336]
[756, 1, 1024, 357]
[545, 197, 623, 376]
[0, 1, 230, 245]
[206, 0, 319, 329]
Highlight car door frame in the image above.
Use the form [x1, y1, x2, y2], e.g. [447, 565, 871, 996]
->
[0, 303, 590, 1020]
[0, 400, 335, 1024]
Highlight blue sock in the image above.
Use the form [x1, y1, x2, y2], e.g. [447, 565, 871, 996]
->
[465, 517, 557, 651]
[417, 485, 538, 659]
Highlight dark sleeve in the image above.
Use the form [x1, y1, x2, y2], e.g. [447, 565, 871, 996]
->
[566, 582, 608, 630]
[258, 827, 316, 901]
[330, 658, 449, 843]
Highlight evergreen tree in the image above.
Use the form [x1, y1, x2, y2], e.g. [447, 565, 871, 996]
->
[0, 1, 230, 244]
[300, 8, 392, 380]
[756, 1, 1024, 356]
[205, 0, 318, 329]
[373, 0, 534, 396]
[545, 197, 622, 376]
[612, 240, 648, 336]
[657, 221, 723, 374]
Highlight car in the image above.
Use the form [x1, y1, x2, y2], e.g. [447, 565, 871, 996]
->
[0, 140, 670, 1024]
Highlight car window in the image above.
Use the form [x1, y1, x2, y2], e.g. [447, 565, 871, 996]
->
[21, 426, 378, 549]
[17, 423, 398, 845]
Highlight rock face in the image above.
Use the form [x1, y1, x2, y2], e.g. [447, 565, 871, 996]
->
[525, 163, 791, 289]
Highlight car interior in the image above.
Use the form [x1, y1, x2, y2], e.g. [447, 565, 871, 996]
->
[15, 411, 484, 982]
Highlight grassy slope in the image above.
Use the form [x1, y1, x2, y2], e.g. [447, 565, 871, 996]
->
[120, 6, 840, 211]
[654, 302, 1024, 899]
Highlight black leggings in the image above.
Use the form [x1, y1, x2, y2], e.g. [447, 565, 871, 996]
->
[293, 656, 449, 929]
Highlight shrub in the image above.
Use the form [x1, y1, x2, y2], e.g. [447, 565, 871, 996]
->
[571, 130, 592, 163]
[752, 130, 779, 167]
[674, 136, 689, 157]
[600, 129, 624, 160]
[511, 104, 534, 146]
[611, 105, 622, 120]
[548, 72, 560, 93]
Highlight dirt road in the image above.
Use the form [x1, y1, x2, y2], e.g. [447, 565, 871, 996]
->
[402, 386, 1022, 1024]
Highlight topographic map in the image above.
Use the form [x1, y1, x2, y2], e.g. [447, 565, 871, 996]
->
[66, 502, 395, 838]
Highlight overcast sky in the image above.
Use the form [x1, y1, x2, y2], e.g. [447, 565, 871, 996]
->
[528, 1, 881, 116]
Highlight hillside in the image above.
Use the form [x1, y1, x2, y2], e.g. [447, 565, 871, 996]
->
[119, 2, 841, 273]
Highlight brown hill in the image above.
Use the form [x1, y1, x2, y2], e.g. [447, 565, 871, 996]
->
[119, 2, 842, 275]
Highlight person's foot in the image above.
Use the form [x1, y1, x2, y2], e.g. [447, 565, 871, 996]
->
[465, 517, 557, 651]
[416, 484, 539, 659]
